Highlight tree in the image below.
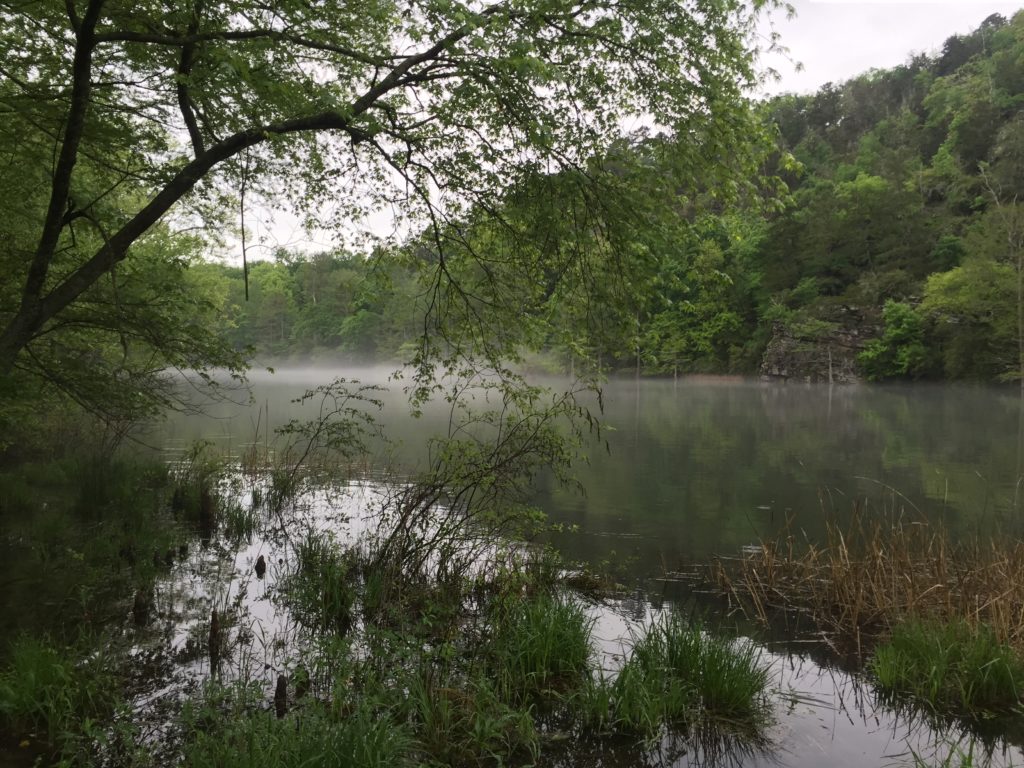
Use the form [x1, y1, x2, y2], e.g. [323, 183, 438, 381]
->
[0, 0, 778, 397]
[921, 256, 1017, 380]
[857, 300, 928, 380]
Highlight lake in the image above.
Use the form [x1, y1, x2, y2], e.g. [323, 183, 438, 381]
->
[158, 369, 1024, 574]
[5, 369, 1014, 767]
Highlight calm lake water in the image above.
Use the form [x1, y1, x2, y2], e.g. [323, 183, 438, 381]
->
[158, 369, 1024, 574]
[148, 372, 1024, 766]
[5, 369, 1024, 767]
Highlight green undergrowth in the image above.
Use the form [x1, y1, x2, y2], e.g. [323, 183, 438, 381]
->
[0, 634, 127, 763]
[0, 455, 779, 767]
[181, 681, 412, 768]
[871, 619, 1024, 718]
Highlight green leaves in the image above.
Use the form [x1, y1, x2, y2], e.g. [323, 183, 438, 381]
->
[858, 301, 929, 381]
[1, 0, 777, 377]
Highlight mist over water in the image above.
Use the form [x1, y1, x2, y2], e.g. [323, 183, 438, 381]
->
[155, 367, 1024, 577]
[3, 366, 1021, 767]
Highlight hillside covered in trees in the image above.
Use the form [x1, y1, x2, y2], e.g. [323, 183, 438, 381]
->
[202, 11, 1024, 383]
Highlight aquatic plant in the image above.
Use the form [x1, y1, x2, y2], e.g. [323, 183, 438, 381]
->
[221, 498, 261, 542]
[609, 614, 772, 736]
[486, 592, 595, 705]
[181, 682, 411, 768]
[872, 620, 1024, 717]
[708, 512, 1024, 657]
[282, 530, 357, 635]
[402, 668, 539, 766]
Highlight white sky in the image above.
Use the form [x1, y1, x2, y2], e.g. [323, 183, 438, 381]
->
[760, 0, 1024, 96]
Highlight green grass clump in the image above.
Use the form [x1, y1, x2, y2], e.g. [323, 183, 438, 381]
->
[610, 614, 772, 735]
[221, 498, 261, 542]
[0, 635, 122, 757]
[871, 619, 1024, 716]
[182, 690, 410, 768]
[486, 592, 594, 704]
[403, 670, 538, 766]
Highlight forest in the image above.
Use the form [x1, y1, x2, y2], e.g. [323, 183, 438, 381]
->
[199, 10, 1024, 384]
[5, 3, 1024, 768]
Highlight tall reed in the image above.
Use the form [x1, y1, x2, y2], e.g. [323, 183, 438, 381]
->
[707, 513, 1024, 655]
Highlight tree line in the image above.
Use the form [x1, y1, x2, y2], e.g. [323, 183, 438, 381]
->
[208, 10, 1024, 383]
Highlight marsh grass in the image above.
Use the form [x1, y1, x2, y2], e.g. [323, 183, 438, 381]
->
[402, 668, 538, 766]
[606, 613, 772, 736]
[486, 592, 595, 705]
[221, 497, 261, 542]
[181, 681, 411, 768]
[283, 531, 357, 634]
[872, 620, 1024, 717]
[707, 512, 1024, 656]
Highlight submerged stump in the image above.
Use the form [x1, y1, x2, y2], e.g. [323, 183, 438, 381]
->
[131, 588, 151, 626]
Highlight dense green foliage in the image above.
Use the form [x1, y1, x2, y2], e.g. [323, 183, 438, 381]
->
[0, 0, 780, 435]
[756, 11, 1024, 382]
[207, 11, 1024, 383]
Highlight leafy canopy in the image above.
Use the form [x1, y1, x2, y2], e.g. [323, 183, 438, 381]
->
[0, 0, 780, 409]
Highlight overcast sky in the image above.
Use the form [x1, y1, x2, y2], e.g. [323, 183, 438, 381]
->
[761, 0, 1024, 96]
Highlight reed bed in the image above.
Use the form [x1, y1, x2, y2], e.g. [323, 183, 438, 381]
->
[706, 512, 1024, 656]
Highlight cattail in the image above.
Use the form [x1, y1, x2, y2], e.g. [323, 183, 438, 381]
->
[132, 589, 150, 626]
[254, 555, 266, 579]
[209, 609, 221, 666]
[274, 674, 287, 718]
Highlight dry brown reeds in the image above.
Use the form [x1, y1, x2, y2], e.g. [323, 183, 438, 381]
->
[707, 511, 1024, 657]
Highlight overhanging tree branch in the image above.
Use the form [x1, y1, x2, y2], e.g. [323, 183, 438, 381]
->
[0, 11, 495, 368]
